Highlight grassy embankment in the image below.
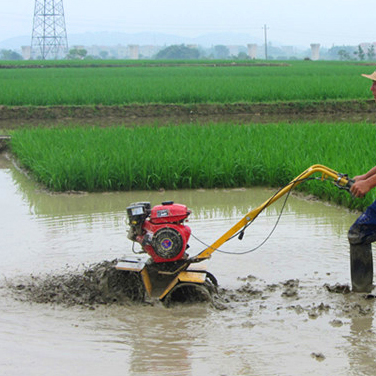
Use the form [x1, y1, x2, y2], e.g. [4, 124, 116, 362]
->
[9, 123, 375, 211]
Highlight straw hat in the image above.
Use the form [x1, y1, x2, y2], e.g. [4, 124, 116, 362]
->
[361, 71, 376, 80]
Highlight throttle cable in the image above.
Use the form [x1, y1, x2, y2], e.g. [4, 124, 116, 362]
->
[190, 176, 332, 256]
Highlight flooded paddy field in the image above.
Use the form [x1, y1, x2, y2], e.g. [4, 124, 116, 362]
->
[1, 152, 376, 376]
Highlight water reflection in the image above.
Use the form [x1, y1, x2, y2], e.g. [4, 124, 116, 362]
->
[120, 306, 209, 376]
[4, 152, 356, 239]
[0, 152, 359, 283]
[0, 152, 359, 285]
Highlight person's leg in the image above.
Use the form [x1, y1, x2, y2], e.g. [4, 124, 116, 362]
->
[349, 243, 373, 292]
[348, 203, 376, 292]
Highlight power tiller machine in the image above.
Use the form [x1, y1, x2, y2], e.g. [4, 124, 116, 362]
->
[115, 165, 361, 304]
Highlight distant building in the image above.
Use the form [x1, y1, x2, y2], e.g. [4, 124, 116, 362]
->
[310, 43, 320, 60]
[140, 45, 162, 58]
[247, 44, 257, 59]
[21, 46, 31, 60]
[227, 45, 239, 57]
[128, 45, 139, 60]
[281, 46, 294, 56]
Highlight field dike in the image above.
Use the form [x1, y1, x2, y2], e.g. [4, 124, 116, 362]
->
[3, 259, 376, 318]
[1, 100, 376, 128]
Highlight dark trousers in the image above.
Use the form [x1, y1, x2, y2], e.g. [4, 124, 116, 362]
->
[348, 201, 376, 292]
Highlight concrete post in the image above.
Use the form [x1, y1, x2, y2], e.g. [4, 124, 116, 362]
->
[247, 44, 257, 59]
[21, 46, 31, 60]
[310, 44, 320, 61]
[128, 45, 139, 60]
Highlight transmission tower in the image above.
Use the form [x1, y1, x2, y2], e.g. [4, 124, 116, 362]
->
[31, 0, 69, 60]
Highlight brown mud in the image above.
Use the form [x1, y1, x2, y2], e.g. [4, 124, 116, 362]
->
[0, 135, 10, 151]
[1, 100, 376, 129]
[5, 260, 375, 319]
[5, 260, 222, 308]
[6, 260, 146, 307]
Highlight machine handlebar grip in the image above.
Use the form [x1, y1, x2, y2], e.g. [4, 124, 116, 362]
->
[346, 178, 355, 190]
[334, 175, 354, 194]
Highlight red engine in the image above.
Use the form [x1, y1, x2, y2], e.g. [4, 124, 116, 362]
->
[126, 201, 191, 263]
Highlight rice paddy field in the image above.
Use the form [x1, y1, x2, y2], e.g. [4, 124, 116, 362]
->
[3, 59, 376, 376]
[2, 59, 376, 211]
[8, 123, 376, 211]
[0, 60, 374, 106]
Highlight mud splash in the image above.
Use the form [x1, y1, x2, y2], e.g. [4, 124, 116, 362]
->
[6, 260, 146, 307]
[5, 260, 375, 319]
[5, 260, 221, 308]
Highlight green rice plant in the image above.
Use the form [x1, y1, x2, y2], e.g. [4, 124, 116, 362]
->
[0, 61, 373, 106]
[9, 122, 376, 211]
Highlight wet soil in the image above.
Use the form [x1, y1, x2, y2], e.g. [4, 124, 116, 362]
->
[0, 135, 10, 151]
[6, 260, 146, 307]
[1, 100, 376, 129]
[4, 259, 375, 321]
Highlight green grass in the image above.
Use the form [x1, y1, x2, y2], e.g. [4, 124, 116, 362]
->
[9, 122, 376, 210]
[0, 60, 373, 106]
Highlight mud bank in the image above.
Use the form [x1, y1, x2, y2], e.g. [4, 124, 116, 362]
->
[1, 100, 376, 128]
[0, 135, 10, 151]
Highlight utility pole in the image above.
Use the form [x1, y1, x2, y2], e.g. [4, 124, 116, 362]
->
[263, 24, 269, 60]
[31, 0, 69, 60]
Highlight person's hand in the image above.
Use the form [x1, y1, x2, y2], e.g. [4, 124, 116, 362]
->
[350, 179, 372, 197]
[353, 175, 366, 182]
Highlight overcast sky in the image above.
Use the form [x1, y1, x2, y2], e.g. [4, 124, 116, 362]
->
[1, 0, 375, 47]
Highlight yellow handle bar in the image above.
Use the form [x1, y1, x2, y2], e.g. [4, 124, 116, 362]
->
[192, 164, 352, 261]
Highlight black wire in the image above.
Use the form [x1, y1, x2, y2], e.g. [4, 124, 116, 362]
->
[132, 241, 145, 254]
[191, 176, 322, 256]
[190, 190, 291, 255]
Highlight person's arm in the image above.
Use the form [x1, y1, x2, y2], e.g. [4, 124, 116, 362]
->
[351, 165, 376, 197]
[354, 165, 376, 181]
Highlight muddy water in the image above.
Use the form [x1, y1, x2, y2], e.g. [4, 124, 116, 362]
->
[1, 153, 376, 376]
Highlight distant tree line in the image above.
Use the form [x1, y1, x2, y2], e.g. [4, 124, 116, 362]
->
[329, 44, 376, 61]
[154, 44, 252, 60]
[1, 43, 376, 61]
[0, 49, 23, 60]
[155, 45, 199, 59]
[66, 48, 88, 60]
